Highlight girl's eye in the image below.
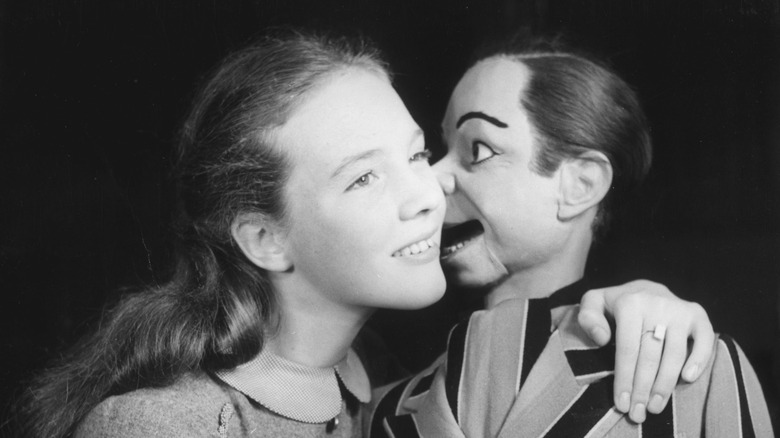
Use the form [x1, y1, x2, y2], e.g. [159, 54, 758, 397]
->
[347, 172, 376, 191]
[471, 141, 497, 164]
[410, 149, 433, 163]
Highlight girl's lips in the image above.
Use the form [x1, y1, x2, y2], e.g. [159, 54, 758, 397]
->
[393, 237, 437, 257]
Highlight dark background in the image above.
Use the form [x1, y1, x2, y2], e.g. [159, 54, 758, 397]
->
[2, 0, 779, 430]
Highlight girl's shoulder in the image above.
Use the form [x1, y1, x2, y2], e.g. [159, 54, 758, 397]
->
[74, 372, 235, 438]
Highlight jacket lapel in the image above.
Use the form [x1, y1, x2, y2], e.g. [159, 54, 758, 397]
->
[497, 329, 584, 438]
[459, 299, 529, 438]
[410, 364, 467, 438]
[497, 308, 622, 438]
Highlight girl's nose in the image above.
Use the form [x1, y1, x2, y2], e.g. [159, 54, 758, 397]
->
[399, 168, 445, 221]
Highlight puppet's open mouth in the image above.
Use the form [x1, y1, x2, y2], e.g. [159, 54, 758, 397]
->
[441, 220, 484, 257]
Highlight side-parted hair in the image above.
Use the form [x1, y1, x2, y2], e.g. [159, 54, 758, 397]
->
[15, 30, 387, 438]
[471, 36, 652, 235]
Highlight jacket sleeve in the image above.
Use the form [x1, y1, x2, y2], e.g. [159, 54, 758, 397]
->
[704, 335, 775, 437]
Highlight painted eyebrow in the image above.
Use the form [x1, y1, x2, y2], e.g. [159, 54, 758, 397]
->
[455, 111, 509, 129]
[330, 128, 425, 179]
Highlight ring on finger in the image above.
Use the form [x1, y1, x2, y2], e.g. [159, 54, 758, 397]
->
[642, 325, 667, 342]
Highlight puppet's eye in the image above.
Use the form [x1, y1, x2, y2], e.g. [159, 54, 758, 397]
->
[471, 141, 497, 164]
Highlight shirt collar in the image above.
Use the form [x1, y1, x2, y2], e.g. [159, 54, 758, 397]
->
[216, 347, 371, 423]
[547, 278, 590, 309]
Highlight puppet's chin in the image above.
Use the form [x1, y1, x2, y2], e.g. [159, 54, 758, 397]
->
[441, 234, 508, 289]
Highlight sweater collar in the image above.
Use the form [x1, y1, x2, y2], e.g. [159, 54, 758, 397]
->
[216, 347, 371, 423]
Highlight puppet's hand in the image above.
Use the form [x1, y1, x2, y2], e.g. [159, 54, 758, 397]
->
[578, 280, 714, 423]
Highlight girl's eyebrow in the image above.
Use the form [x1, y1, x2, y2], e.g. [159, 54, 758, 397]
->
[331, 149, 383, 179]
[330, 128, 424, 179]
[456, 111, 509, 129]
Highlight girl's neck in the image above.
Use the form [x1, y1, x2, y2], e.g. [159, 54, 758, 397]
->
[266, 294, 373, 369]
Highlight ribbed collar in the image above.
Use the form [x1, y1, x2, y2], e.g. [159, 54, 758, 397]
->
[216, 347, 371, 423]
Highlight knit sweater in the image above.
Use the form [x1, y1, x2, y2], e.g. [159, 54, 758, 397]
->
[75, 372, 363, 438]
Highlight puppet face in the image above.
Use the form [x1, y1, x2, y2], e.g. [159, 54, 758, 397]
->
[434, 57, 566, 288]
[277, 67, 446, 312]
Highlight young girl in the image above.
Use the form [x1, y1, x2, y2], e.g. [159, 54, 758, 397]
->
[17, 31, 713, 438]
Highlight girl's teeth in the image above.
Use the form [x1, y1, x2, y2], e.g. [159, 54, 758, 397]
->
[395, 239, 435, 257]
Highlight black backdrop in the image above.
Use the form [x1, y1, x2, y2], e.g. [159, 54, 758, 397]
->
[2, 0, 779, 428]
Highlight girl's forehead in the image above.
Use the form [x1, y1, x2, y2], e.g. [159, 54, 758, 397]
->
[278, 67, 415, 162]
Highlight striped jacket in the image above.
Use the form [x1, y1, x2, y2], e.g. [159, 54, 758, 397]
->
[368, 282, 774, 438]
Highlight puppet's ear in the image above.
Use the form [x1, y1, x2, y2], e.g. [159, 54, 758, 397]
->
[557, 150, 613, 221]
[231, 214, 292, 272]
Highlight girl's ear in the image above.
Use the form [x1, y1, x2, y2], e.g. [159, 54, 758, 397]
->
[231, 214, 292, 272]
[557, 150, 613, 221]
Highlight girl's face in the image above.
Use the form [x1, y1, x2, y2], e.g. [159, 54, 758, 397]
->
[275, 67, 446, 312]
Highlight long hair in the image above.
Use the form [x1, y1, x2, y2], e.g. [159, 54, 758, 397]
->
[471, 36, 652, 236]
[13, 30, 387, 438]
